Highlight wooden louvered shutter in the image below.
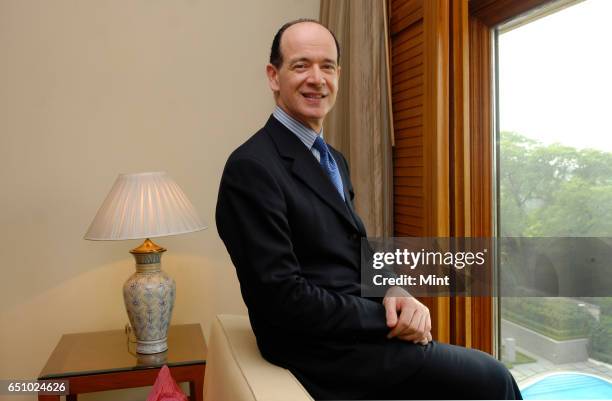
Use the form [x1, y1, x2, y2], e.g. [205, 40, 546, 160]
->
[389, 0, 451, 343]
[390, 0, 449, 239]
[391, 0, 425, 237]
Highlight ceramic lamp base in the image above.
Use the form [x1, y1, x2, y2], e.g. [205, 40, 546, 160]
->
[123, 239, 175, 355]
[136, 337, 168, 354]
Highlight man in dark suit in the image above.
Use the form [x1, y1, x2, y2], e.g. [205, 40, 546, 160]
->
[216, 19, 522, 400]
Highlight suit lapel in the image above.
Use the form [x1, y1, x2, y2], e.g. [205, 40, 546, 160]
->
[264, 116, 358, 231]
[333, 148, 368, 237]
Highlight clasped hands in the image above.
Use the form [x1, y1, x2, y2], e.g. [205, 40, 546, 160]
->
[383, 286, 432, 345]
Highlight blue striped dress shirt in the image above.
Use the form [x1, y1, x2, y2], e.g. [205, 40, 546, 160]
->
[272, 106, 345, 201]
[272, 106, 324, 162]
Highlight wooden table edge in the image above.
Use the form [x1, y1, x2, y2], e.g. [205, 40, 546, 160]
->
[38, 363, 205, 401]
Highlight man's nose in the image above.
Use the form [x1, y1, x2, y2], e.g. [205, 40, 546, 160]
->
[306, 66, 324, 86]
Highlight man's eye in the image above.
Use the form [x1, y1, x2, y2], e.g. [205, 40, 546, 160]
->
[294, 64, 306, 70]
[323, 65, 336, 71]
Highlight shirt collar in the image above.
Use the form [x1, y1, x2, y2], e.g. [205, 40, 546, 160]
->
[272, 106, 323, 150]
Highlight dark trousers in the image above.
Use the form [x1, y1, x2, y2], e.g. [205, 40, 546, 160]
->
[267, 336, 522, 400]
[364, 341, 523, 400]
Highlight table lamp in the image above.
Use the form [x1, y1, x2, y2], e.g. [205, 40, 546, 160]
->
[84, 172, 206, 354]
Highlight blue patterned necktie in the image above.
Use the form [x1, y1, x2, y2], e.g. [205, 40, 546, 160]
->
[312, 136, 345, 201]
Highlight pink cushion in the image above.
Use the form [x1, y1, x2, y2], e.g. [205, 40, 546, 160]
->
[146, 365, 188, 401]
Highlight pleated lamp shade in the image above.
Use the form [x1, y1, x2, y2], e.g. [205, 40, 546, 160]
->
[84, 172, 206, 240]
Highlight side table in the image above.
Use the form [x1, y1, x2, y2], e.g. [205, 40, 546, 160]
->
[38, 324, 206, 401]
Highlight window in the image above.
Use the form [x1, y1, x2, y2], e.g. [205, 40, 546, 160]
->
[496, 0, 612, 393]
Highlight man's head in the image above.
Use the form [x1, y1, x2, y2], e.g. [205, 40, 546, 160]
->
[266, 19, 341, 132]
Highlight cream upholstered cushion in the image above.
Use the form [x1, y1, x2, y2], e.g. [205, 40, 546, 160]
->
[203, 314, 314, 401]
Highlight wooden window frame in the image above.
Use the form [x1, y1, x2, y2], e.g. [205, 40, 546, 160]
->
[467, 0, 564, 354]
[389, 0, 564, 354]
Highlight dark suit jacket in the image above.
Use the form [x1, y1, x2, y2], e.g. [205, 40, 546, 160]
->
[216, 116, 424, 399]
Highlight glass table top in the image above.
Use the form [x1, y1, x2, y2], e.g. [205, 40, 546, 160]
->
[39, 324, 206, 379]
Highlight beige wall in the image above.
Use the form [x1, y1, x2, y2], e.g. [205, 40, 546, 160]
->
[0, 1, 319, 400]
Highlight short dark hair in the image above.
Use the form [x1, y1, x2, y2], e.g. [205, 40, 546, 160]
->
[269, 18, 341, 69]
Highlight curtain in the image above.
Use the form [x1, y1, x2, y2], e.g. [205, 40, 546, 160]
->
[320, 0, 394, 238]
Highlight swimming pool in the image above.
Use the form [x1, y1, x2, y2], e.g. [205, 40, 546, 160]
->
[522, 373, 612, 400]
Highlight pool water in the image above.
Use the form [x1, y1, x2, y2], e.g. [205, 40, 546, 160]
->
[522, 373, 612, 400]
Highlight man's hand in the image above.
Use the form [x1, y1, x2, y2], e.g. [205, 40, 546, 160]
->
[383, 286, 432, 344]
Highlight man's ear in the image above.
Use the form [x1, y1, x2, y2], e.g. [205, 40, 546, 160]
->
[266, 64, 280, 92]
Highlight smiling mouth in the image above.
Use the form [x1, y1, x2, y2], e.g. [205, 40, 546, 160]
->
[302, 93, 328, 99]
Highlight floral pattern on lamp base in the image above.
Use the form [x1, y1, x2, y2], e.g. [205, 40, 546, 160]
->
[123, 262, 175, 354]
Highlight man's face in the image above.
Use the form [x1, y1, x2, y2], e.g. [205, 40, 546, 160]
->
[266, 22, 340, 132]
